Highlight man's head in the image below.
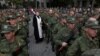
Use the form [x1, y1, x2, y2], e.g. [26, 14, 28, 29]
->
[67, 17, 76, 29]
[49, 9, 54, 14]
[83, 21, 100, 38]
[6, 15, 17, 25]
[69, 10, 75, 16]
[35, 11, 40, 16]
[59, 17, 67, 25]
[1, 24, 15, 40]
[76, 13, 83, 22]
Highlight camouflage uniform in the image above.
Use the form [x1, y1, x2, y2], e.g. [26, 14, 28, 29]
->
[66, 34, 99, 56]
[0, 9, 29, 56]
[81, 49, 100, 56]
[66, 21, 100, 56]
[52, 20, 65, 51]
[42, 13, 58, 43]
[0, 24, 27, 56]
[54, 17, 79, 56]
[15, 13, 29, 56]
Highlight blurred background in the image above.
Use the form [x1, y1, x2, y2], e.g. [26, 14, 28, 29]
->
[0, 0, 100, 9]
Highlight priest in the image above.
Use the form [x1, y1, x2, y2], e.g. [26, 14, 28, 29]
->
[33, 11, 43, 43]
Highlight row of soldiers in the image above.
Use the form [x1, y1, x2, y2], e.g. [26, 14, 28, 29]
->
[38, 8, 100, 56]
[0, 9, 30, 56]
[0, 8, 99, 56]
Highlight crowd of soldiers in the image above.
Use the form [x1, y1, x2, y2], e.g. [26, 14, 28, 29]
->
[0, 7, 99, 56]
[0, 9, 29, 56]
[37, 7, 100, 56]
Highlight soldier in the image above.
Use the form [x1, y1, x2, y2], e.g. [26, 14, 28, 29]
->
[16, 12, 29, 56]
[54, 16, 79, 56]
[6, 15, 17, 26]
[15, 13, 29, 38]
[5, 11, 28, 56]
[0, 24, 27, 56]
[44, 9, 58, 43]
[67, 10, 75, 20]
[53, 17, 67, 36]
[6, 15, 24, 36]
[52, 17, 66, 51]
[66, 20, 100, 56]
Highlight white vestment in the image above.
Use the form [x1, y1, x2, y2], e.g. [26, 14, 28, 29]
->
[36, 16, 43, 38]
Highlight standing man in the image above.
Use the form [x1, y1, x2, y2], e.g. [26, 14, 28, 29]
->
[33, 11, 43, 43]
[46, 9, 58, 43]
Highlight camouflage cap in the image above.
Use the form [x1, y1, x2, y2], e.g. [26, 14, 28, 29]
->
[6, 15, 16, 20]
[67, 16, 76, 23]
[84, 20, 100, 29]
[1, 24, 14, 33]
[16, 13, 21, 17]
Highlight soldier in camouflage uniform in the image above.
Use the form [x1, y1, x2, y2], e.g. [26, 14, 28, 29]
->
[15, 13, 29, 39]
[42, 9, 58, 43]
[5, 15, 25, 39]
[0, 9, 29, 56]
[53, 17, 67, 37]
[67, 10, 75, 21]
[52, 16, 66, 51]
[15, 12, 29, 56]
[53, 15, 79, 56]
[66, 20, 100, 56]
[0, 24, 27, 56]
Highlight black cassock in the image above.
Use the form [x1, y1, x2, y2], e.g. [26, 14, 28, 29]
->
[33, 15, 43, 43]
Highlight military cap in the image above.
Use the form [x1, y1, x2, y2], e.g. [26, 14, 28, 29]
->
[1, 24, 14, 33]
[67, 16, 76, 23]
[84, 21, 100, 29]
[6, 15, 16, 20]
[16, 13, 21, 17]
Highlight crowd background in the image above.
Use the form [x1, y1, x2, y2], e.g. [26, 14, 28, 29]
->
[0, 0, 99, 56]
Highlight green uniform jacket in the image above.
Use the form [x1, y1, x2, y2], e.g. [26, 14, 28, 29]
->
[0, 36, 26, 56]
[53, 23, 65, 35]
[14, 22, 28, 39]
[54, 26, 79, 56]
[47, 15, 58, 32]
[66, 34, 99, 56]
[54, 26, 79, 46]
